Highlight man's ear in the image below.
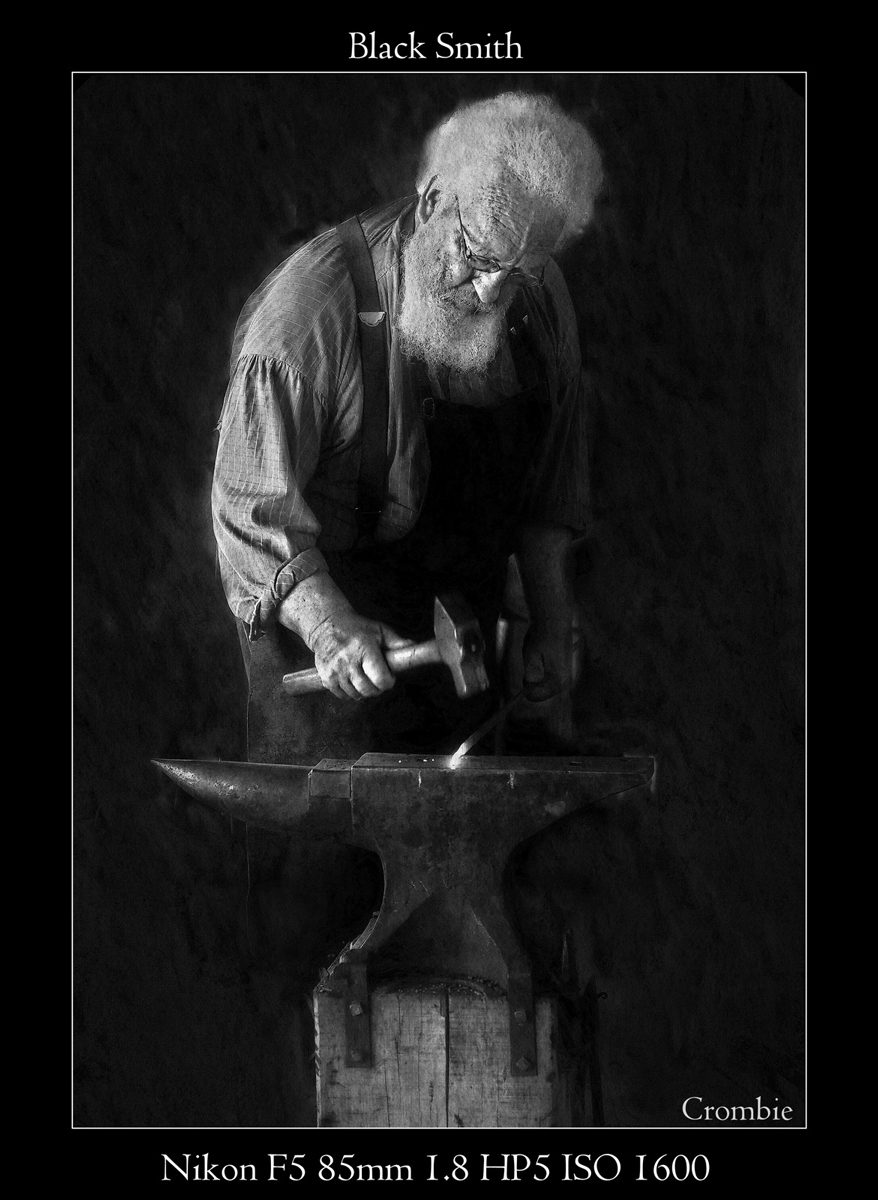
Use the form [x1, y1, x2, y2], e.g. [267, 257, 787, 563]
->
[416, 175, 441, 224]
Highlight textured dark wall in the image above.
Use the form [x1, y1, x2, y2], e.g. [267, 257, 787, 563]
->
[73, 73, 804, 1127]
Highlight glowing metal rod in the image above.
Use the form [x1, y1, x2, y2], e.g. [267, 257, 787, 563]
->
[449, 691, 523, 768]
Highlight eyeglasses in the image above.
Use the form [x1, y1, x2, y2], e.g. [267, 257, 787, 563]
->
[455, 200, 546, 288]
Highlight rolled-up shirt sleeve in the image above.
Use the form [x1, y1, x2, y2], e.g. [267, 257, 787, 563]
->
[211, 353, 329, 640]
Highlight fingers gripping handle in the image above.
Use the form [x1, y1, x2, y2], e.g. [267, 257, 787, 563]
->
[282, 642, 441, 695]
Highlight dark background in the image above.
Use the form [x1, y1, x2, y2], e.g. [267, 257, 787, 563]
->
[73, 72, 804, 1128]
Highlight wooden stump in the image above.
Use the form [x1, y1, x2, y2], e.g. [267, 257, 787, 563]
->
[315, 983, 584, 1127]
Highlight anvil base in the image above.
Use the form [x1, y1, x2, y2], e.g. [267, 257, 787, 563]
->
[315, 983, 584, 1128]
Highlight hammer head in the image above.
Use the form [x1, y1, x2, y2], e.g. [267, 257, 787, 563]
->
[433, 592, 490, 698]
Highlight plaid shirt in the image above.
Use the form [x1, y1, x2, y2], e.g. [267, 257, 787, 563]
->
[212, 195, 588, 640]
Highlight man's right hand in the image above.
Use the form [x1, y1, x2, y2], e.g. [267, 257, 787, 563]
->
[277, 569, 414, 701]
[309, 610, 414, 701]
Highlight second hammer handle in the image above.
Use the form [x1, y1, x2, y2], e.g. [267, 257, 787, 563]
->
[282, 640, 440, 695]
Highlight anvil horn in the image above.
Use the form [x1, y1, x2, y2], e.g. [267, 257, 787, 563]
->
[152, 758, 352, 838]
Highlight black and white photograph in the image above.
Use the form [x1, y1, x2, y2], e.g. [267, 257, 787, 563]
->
[73, 56, 805, 1177]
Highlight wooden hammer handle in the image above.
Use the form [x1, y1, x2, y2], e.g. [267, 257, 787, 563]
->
[282, 640, 440, 695]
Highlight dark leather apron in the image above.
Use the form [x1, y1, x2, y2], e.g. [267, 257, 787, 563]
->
[240, 316, 549, 765]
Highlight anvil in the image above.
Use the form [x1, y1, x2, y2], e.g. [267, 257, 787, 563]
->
[154, 753, 654, 1075]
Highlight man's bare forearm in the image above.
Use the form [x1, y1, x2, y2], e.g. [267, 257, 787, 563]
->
[516, 521, 576, 699]
[517, 521, 575, 634]
[277, 570, 356, 648]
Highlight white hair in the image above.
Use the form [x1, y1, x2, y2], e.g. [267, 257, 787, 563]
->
[417, 92, 604, 251]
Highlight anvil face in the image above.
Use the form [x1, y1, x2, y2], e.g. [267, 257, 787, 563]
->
[154, 753, 654, 1072]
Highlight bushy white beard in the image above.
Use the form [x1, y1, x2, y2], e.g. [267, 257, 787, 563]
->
[396, 217, 513, 376]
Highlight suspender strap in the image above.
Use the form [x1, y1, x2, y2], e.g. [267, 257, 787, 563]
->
[336, 215, 388, 534]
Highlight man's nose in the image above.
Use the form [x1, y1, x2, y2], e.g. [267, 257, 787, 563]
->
[471, 269, 508, 307]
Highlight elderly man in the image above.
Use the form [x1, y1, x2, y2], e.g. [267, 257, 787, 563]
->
[213, 93, 603, 764]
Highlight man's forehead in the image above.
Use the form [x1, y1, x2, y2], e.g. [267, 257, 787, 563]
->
[459, 185, 561, 261]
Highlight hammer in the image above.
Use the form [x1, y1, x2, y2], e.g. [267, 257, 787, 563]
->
[281, 592, 490, 698]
